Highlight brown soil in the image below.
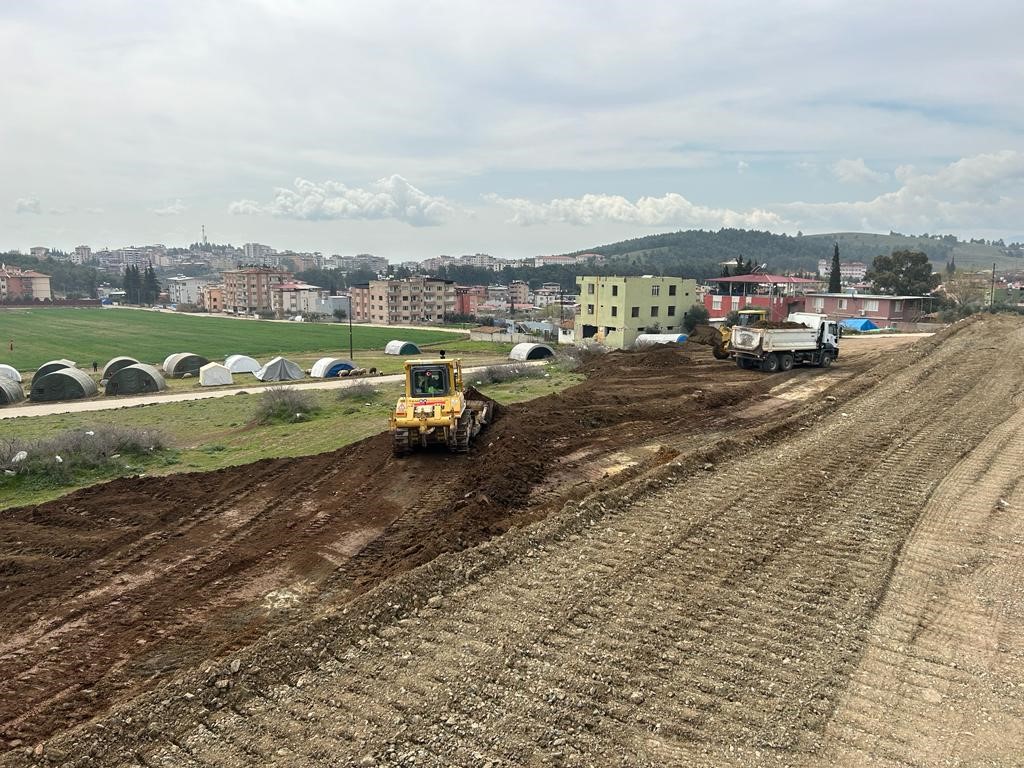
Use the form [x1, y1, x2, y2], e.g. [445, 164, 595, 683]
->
[8, 326, 1021, 768]
[0, 344, 785, 748]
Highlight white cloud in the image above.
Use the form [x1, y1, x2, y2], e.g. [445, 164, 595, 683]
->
[151, 199, 187, 216]
[487, 192, 787, 230]
[833, 158, 889, 184]
[737, 160, 749, 174]
[14, 197, 41, 215]
[783, 150, 1024, 232]
[230, 175, 456, 226]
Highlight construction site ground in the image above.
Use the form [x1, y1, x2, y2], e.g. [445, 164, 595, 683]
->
[2, 318, 1023, 767]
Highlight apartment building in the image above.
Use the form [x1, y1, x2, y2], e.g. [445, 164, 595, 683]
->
[221, 266, 293, 314]
[0, 265, 53, 301]
[166, 275, 206, 306]
[270, 282, 324, 317]
[200, 284, 224, 313]
[350, 277, 456, 324]
[575, 275, 698, 349]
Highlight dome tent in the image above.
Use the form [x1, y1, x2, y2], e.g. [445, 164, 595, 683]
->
[254, 356, 304, 381]
[310, 357, 356, 378]
[199, 362, 233, 386]
[0, 364, 21, 382]
[101, 356, 140, 379]
[509, 342, 555, 361]
[32, 359, 76, 384]
[30, 368, 98, 402]
[162, 353, 178, 373]
[164, 353, 209, 379]
[224, 354, 261, 374]
[0, 378, 25, 405]
[104, 364, 167, 395]
[384, 340, 421, 355]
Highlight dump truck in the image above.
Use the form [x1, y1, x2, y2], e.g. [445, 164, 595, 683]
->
[690, 308, 771, 359]
[730, 312, 840, 372]
[390, 358, 492, 455]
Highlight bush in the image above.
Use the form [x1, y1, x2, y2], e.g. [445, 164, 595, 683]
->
[0, 425, 167, 479]
[336, 382, 380, 402]
[553, 344, 606, 371]
[252, 386, 322, 424]
[683, 303, 710, 332]
[474, 364, 547, 385]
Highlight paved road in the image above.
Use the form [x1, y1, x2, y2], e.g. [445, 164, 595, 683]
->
[0, 362, 537, 420]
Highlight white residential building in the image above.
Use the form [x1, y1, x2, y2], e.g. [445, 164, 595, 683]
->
[166, 275, 207, 306]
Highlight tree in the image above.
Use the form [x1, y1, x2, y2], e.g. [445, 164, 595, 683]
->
[682, 303, 710, 332]
[828, 242, 842, 293]
[143, 265, 160, 304]
[865, 250, 939, 296]
[122, 265, 143, 304]
[946, 257, 956, 276]
[941, 270, 988, 306]
[333, 308, 347, 321]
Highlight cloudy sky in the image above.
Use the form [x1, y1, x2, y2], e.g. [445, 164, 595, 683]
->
[2, 0, 1023, 259]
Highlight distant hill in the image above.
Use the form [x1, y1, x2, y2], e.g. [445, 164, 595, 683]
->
[561, 229, 1022, 280]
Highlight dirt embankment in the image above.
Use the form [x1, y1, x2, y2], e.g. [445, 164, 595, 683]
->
[0, 342, 803, 749]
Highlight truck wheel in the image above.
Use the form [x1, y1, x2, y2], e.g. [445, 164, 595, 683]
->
[761, 354, 780, 373]
[713, 346, 730, 360]
[820, 353, 833, 368]
[779, 353, 794, 371]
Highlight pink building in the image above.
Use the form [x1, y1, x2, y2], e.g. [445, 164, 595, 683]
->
[804, 293, 930, 328]
[703, 274, 819, 322]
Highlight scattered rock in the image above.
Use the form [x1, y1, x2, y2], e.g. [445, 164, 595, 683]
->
[214, 678, 230, 690]
[427, 595, 444, 609]
[230, 658, 241, 674]
[629, 691, 645, 704]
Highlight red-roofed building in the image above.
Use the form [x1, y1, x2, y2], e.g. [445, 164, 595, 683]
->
[0, 265, 52, 301]
[703, 274, 819, 322]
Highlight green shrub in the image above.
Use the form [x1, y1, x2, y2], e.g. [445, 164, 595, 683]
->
[336, 382, 381, 402]
[0, 425, 167, 479]
[252, 387, 322, 424]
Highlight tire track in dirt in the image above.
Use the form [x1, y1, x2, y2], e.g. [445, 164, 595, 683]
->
[6, 318, 1019, 766]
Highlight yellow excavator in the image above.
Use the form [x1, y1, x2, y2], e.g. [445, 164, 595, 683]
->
[689, 308, 771, 359]
[389, 358, 493, 456]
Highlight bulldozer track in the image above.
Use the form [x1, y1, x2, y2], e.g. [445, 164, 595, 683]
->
[4, 320, 1024, 766]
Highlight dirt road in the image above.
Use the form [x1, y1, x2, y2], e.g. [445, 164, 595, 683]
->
[3, 320, 1023, 766]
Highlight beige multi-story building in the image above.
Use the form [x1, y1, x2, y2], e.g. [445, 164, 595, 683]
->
[73, 245, 92, 265]
[575, 275, 698, 348]
[270, 281, 324, 317]
[200, 284, 225, 313]
[221, 266, 292, 314]
[0, 266, 52, 301]
[509, 280, 530, 305]
[350, 277, 456, 324]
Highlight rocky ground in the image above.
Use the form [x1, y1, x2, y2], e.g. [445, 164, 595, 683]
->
[3, 319, 1022, 767]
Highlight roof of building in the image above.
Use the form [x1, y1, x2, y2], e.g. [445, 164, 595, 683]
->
[273, 282, 321, 291]
[805, 292, 929, 300]
[707, 274, 820, 284]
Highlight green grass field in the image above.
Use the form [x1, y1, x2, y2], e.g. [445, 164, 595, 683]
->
[0, 366, 582, 509]
[0, 308, 465, 372]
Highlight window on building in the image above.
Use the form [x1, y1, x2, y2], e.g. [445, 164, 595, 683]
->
[650, 306, 659, 317]
[893, 300, 903, 312]
[669, 285, 677, 296]
[814, 297, 825, 311]
[863, 299, 879, 312]
[611, 306, 618, 317]
[587, 283, 595, 294]
[631, 306, 640, 318]
[712, 296, 722, 310]
[838, 298, 848, 310]
[667, 305, 676, 316]
[612, 285, 619, 296]
[587, 304, 594, 314]
[651, 285, 660, 296]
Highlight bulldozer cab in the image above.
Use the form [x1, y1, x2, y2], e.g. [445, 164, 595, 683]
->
[734, 308, 770, 327]
[406, 361, 459, 398]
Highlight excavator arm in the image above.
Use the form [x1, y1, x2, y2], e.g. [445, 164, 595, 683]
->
[688, 324, 732, 359]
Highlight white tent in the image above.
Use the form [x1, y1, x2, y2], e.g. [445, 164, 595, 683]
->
[254, 356, 304, 381]
[224, 354, 261, 374]
[385, 340, 421, 355]
[509, 342, 555, 361]
[199, 362, 234, 387]
[162, 353, 178, 373]
[310, 357, 356, 378]
[0, 364, 21, 382]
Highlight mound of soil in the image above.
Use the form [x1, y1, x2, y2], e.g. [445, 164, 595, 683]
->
[0, 342, 780, 746]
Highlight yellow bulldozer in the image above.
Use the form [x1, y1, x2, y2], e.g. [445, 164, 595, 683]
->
[689, 308, 771, 359]
[389, 358, 493, 456]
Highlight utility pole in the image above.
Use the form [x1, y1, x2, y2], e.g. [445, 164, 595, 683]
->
[990, 262, 997, 309]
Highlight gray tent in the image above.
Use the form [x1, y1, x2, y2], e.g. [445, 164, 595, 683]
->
[32, 359, 76, 384]
[164, 353, 209, 379]
[254, 356, 304, 381]
[104, 364, 167, 396]
[101, 356, 140, 379]
[30, 368, 98, 402]
[0, 364, 21, 382]
[385, 340, 421, 355]
[509, 342, 555, 361]
[0, 378, 25, 405]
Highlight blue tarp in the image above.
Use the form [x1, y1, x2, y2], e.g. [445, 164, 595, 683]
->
[841, 318, 879, 331]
